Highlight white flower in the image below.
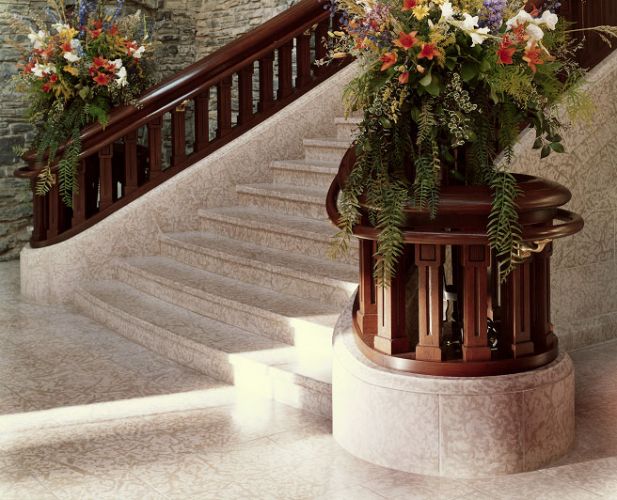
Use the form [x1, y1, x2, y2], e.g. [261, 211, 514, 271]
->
[506, 9, 534, 30]
[63, 51, 80, 62]
[111, 59, 124, 70]
[115, 66, 128, 87]
[51, 23, 71, 34]
[27, 30, 47, 50]
[526, 23, 545, 43]
[470, 27, 490, 47]
[32, 62, 56, 78]
[539, 10, 559, 30]
[461, 13, 480, 31]
[132, 45, 146, 59]
[440, 1, 455, 22]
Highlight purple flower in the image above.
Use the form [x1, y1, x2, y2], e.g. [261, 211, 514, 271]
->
[480, 0, 507, 33]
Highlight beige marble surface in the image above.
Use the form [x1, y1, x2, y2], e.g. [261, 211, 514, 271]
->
[2, 259, 617, 499]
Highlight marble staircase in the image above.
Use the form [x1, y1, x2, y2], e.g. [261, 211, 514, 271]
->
[73, 115, 362, 417]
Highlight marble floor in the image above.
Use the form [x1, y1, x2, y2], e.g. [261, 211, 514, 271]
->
[1, 260, 617, 500]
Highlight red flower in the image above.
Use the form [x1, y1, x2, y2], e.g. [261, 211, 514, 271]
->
[92, 56, 107, 68]
[402, 0, 417, 11]
[93, 72, 111, 86]
[513, 24, 528, 44]
[497, 45, 516, 65]
[523, 43, 544, 73]
[49, 74, 58, 83]
[42, 83, 52, 93]
[394, 31, 418, 50]
[379, 52, 398, 71]
[61, 42, 72, 53]
[417, 43, 440, 61]
[89, 28, 102, 39]
[108, 24, 119, 36]
[398, 71, 410, 84]
[23, 61, 35, 74]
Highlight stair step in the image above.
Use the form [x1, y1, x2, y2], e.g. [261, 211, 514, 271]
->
[74, 280, 332, 417]
[334, 116, 362, 141]
[303, 138, 351, 162]
[114, 255, 340, 354]
[159, 231, 356, 308]
[198, 206, 358, 264]
[270, 159, 339, 189]
[236, 183, 329, 220]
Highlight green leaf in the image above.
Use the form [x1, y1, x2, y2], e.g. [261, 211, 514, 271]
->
[541, 145, 552, 159]
[419, 72, 432, 87]
[461, 63, 479, 82]
[550, 142, 565, 153]
[533, 137, 544, 150]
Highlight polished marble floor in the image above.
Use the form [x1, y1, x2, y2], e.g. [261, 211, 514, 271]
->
[1, 260, 617, 499]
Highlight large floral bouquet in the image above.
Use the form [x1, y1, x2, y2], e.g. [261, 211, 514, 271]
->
[13, 0, 155, 206]
[327, 0, 615, 280]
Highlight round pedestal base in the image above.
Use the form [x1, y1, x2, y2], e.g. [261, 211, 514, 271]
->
[332, 305, 575, 478]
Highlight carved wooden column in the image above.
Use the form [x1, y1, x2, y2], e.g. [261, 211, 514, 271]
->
[374, 245, 410, 355]
[258, 53, 274, 112]
[194, 90, 210, 151]
[461, 245, 492, 361]
[147, 116, 163, 179]
[217, 76, 233, 137]
[30, 177, 47, 243]
[415, 244, 444, 361]
[531, 245, 555, 350]
[71, 160, 87, 226]
[357, 239, 378, 337]
[171, 103, 187, 167]
[503, 261, 535, 358]
[98, 143, 114, 211]
[238, 66, 255, 126]
[277, 41, 294, 99]
[123, 131, 139, 194]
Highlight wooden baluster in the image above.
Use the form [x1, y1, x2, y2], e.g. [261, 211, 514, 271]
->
[277, 41, 293, 99]
[503, 262, 535, 358]
[217, 76, 233, 137]
[71, 160, 87, 227]
[238, 65, 254, 126]
[531, 244, 555, 350]
[194, 90, 210, 151]
[374, 245, 410, 355]
[314, 20, 329, 77]
[258, 53, 274, 112]
[172, 103, 187, 167]
[47, 180, 60, 240]
[296, 33, 312, 89]
[415, 244, 444, 362]
[124, 131, 138, 195]
[461, 245, 492, 361]
[99, 144, 114, 211]
[147, 116, 162, 179]
[31, 177, 47, 243]
[357, 239, 378, 337]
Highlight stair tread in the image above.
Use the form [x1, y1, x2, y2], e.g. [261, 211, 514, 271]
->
[120, 255, 343, 328]
[237, 183, 327, 203]
[270, 159, 340, 174]
[199, 206, 340, 240]
[303, 138, 351, 148]
[81, 280, 332, 383]
[162, 231, 356, 284]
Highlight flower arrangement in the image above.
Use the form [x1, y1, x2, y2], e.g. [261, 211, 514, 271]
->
[326, 0, 617, 281]
[12, 0, 155, 206]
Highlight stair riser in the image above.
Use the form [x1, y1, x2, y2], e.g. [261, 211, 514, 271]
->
[237, 191, 327, 220]
[200, 215, 359, 265]
[303, 145, 348, 163]
[74, 291, 332, 418]
[112, 263, 335, 356]
[160, 240, 353, 310]
[271, 168, 335, 189]
[336, 122, 360, 141]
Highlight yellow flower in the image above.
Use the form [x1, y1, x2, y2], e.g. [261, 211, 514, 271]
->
[412, 5, 430, 20]
[58, 27, 79, 42]
[63, 65, 79, 76]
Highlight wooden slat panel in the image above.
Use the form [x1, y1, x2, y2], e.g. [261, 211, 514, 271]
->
[147, 116, 163, 179]
[194, 90, 210, 152]
[172, 106, 187, 167]
[238, 66, 255, 126]
[71, 160, 87, 226]
[503, 263, 535, 358]
[357, 239, 378, 336]
[124, 131, 138, 194]
[415, 244, 444, 362]
[277, 41, 293, 99]
[314, 19, 329, 76]
[531, 245, 556, 350]
[258, 53, 274, 113]
[99, 143, 114, 211]
[31, 178, 47, 243]
[296, 32, 312, 89]
[217, 76, 233, 137]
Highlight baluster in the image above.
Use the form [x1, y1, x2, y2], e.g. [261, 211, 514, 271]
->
[71, 160, 87, 226]
[503, 261, 535, 357]
[296, 32, 312, 89]
[357, 239, 378, 337]
[258, 53, 274, 113]
[531, 245, 555, 350]
[194, 90, 210, 151]
[238, 65, 254, 126]
[217, 76, 233, 137]
[314, 20, 329, 77]
[147, 116, 162, 179]
[124, 131, 138, 194]
[47, 179, 60, 239]
[31, 177, 47, 243]
[415, 244, 445, 362]
[172, 102, 187, 167]
[461, 245, 492, 361]
[277, 41, 293, 99]
[99, 144, 114, 210]
[374, 245, 410, 355]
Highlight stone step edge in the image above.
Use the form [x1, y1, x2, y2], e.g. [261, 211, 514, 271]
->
[236, 184, 326, 205]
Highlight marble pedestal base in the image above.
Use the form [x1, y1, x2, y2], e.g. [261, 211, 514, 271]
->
[332, 305, 575, 478]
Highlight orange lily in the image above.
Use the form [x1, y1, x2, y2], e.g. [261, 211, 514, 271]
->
[394, 31, 418, 50]
[402, 0, 417, 11]
[417, 43, 440, 61]
[398, 71, 410, 84]
[380, 52, 398, 71]
[523, 43, 544, 73]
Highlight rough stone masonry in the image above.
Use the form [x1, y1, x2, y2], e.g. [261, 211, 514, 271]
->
[0, 0, 296, 260]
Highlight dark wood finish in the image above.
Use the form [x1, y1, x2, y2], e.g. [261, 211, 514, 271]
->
[277, 41, 294, 100]
[296, 32, 312, 88]
[531, 245, 555, 350]
[314, 19, 329, 76]
[31, 177, 47, 242]
[415, 244, 444, 362]
[171, 106, 187, 167]
[238, 66, 255, 125]
[123, 131, 139, 194]
[72, 160, 87, 226]
[258, 53, 275, 113]
[194, 90, 210, 151]
[47, 182, 59, 240]
[461, 245, 492, 362]
[98, 144, 114, 210]
[217, 76, 233, 137]
[358, 239, 378, 336]
[147, 116, 162, 179]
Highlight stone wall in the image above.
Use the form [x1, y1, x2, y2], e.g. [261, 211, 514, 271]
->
[0, 0, 294, 260]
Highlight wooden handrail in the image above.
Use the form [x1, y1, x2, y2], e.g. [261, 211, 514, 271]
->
[17, 0, 351, 247]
